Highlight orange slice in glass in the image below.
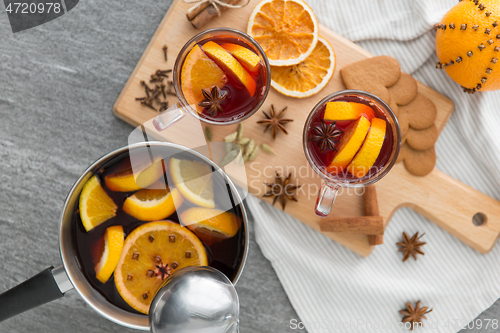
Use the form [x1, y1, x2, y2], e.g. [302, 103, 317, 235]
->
[114, 221, 208, 314]
[181, 44, 227, 113]
[247, 0, 319, 66]
[95, 225, 124, 283]
[221, 43, 261, 72]
[123, 188, 184, 221]
[347, 118, 387, 178]
[270, 36, 335, 98]
[79, 175, 117, 232]
[327, 116, 370, 174]
[324, 101, 375, 122]
[104, 157, 165, 192]
[201, 41, 256, 96]
[180, 207, 240, 246]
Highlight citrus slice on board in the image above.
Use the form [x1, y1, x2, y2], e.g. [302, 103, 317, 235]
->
[104, 157, 165, 192]
[324, 101, 375, 122]
[180, 207, 240, 246]
[168, 158, 215, 208]
[79, 175, 118, 232]
[123, 188, 184, 221]
[221, 43, 261, 72]
[327, 116, 370, 173]
[347, 118, 387, 178]
[201, 41, 256, 96]
[247, 0, 319, 66]
[95, 225, 124, 283]
[114, 221, 208, 314]
[181, 44, 227, 113]
[270, 36, 335, 98]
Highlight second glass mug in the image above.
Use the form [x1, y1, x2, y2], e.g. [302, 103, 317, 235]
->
[153, 28, 271, 130]
[303, 90, 402, 217]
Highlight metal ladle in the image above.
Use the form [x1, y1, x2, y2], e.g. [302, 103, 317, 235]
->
[149, 266, 240, 333]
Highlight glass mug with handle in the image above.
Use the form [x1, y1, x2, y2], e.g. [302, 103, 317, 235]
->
[153, 28, 271, 131]
[303, 90, 401, 217]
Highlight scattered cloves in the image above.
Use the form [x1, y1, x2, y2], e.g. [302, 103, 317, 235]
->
[162, 45, 168, 61]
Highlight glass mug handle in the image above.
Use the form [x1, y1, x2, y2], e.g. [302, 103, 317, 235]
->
[315, 181, 339, 217]
[153, 102, 187, 131]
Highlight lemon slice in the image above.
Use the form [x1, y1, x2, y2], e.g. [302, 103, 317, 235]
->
[123, 188, 184, 221]
[79, 175, 117, 232]
[247, 0, 319, 66]
[104, 157, 165, 192]
[95, 225, 124, 283]
[270, 36, 336, 98]
[168, 158, 215, 208]
[114, 221, 208, 314]
[180, 207, 240, 246]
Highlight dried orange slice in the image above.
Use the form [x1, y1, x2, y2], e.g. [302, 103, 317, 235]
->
[202, 41, 256, 96]
[180, 207, 240, 246]
[181, 44, 227, 113]
[221, 43, 261, 72]
[347, 118, 387, 178]
[95, 225, 124, 283]
[324, 101, 375, 122]
[123, 188, 184, 221]
[327, 116, 370, 173]
[114, 221, 208, 314]
[79, 175, 117, 232]
[168, 158, 215, 208]
[247, 0, 319, 66]
[104, 157, 165, 192]
[270, 36, 335, 98]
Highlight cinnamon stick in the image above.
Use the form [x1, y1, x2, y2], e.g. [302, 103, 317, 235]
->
[365, 186, 384, 245]
[319, 216, 384, 234]
[188, 0, 242, 29]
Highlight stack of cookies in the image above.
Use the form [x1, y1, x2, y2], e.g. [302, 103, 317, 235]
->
[340, 56, 437, 176]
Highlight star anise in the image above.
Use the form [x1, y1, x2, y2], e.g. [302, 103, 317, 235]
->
[257, 105, 294, 139]
[310, 119, 342, 151]
[263, 172, 301, 210]
[198, 86, 227, 117]
[155, 262, 172, 280]
[397, 232, 426, 262]
[399, 301, 432, 330]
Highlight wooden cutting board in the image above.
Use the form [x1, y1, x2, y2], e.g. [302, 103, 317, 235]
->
[114, 0, 500, 256]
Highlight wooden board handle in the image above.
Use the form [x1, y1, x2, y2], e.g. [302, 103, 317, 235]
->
[404, 169, 500, 253]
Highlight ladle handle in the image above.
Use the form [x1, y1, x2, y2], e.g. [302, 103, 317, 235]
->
[0, 266, 65, 322]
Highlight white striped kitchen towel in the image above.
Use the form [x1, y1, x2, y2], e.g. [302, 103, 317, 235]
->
[247, 0, 500, 332]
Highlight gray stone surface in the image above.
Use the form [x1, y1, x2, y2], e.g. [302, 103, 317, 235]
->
[0, 1, 498, 332]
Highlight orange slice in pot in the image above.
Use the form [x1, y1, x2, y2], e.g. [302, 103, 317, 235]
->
[123, 188, 184, 221]
[201, 41, 256, 97]
[180, 207, 240, 246]
[324, 101, 375, 122]
[114, 221, 208, 314]
[95, 225, 124, 283]
[181, 44, 227, 113]
[270, 36, 335, 98]
[247, 0, 319, 66]
[104, 157, 165, 192]
[79, 175, 117, 232]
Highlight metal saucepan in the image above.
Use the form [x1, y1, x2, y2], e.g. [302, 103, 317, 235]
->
[0, 142, 249, 330]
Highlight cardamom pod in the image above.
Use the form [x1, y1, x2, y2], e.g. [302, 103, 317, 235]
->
[245, 139, 255, 156]
[204, 127, 213, 142]
[248, 146, 259, 161]
[224, 132, 237, 143]
[236, 137, 251, 145]
[220, 149, 239, 167]
[236, 123, 244, 140]
[260, 144, 275, 155]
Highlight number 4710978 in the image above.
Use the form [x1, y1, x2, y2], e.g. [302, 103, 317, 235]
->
[5, 2, 62, 14]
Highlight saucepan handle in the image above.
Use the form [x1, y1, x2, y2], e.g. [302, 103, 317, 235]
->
[0, 266, 72, 322]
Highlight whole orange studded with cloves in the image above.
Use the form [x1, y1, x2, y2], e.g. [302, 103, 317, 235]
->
[435, 0, 500, 93]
